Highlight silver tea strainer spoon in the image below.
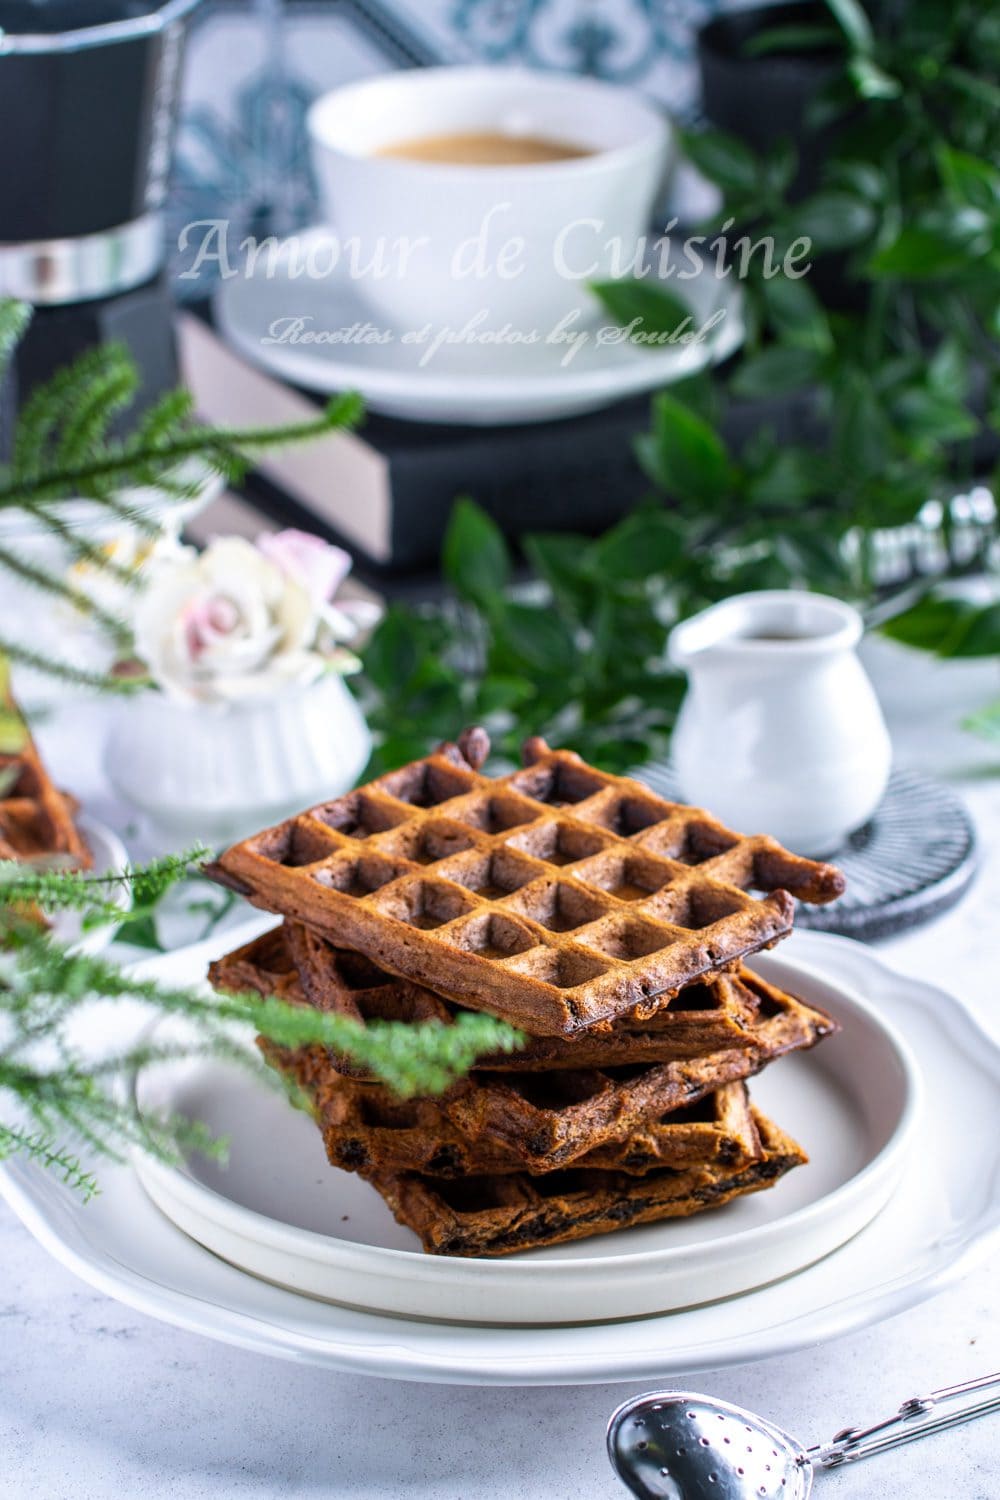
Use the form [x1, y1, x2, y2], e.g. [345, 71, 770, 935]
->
[608, 1372, 1000, 1499]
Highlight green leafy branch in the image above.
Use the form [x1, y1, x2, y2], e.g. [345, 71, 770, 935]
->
[582, 0, 999, 742]
[359, 496, 690, 776]
[355, 375, 923, 780]
[0, 847, 200, 927]
[0, 859, 522, 1196]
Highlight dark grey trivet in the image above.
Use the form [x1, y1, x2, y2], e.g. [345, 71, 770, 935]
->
[635, 763, 978, 943]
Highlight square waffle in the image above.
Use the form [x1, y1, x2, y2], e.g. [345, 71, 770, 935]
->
[0, 689, 90, 869]
[205, 730, 844, 1037]
[208, 924, 835, 1075]
[369, 1109, 807, 1256]
[283, 921, 767, 1064]
[261, 1038, 763, 1177]
[434, 1047, 807, 1170]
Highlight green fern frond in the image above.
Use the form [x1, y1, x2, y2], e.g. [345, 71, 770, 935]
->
[254, 992, 515, 1100]
[0, 848, 204, 924]
[198, 990, 523, 1098]
[0, 636, 148, 693]
[135, 388, 196, 451]
[0, 395, 362, 511]
[0, 540, 132, 643]
[0, 306, 365, 690]
[129, 848, 210, 908]
[19, 501, 142, 588]
[10, 344, 121, 481]
[0, 1124, 100, 1200]
[9, 916, 522, 1099]
[55, 346, 137, 471]
[0, 855, 523, 1200]
[0, 865, 126, 926]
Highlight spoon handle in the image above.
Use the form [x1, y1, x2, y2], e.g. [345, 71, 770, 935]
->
[806, 1371, 1000, 1468]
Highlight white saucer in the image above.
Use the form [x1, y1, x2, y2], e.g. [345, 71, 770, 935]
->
[2, 931, 999, 1384]
[214, 228, 744, 425]
[131, 951, 919, 1325]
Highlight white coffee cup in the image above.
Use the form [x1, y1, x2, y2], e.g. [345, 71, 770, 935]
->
[306, 66, 672, 331]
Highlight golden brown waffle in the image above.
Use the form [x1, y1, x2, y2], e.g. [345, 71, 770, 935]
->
[284, 920, 767, 1064]
[436, 1044, 809, 1170]
[261, 1038, 763, 1177]
[0, 694, 90, 869]
[205, 730, 844, 1037]
[209, 923, 834, 1075]
[249, 974, 831, 1174]
[210, 924, 305, 1005]
[370, 1109, 806, 1256]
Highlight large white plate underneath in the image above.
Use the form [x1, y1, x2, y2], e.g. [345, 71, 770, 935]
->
[2, 931, 999, 1384]
[130, 953, 919, 1325]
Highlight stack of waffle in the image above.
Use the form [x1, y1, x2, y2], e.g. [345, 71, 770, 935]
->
[207, 730, 844, 1257]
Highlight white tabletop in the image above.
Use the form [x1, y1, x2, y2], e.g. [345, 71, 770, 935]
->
[3, 636, 999, 1500]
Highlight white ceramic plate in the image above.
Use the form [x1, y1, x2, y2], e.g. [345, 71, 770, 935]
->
[214, 229, 744, 425]
[2, 932, 999, 1384]
[130, 955, 919, 1324]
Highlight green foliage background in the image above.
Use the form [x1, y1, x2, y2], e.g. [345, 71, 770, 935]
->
[360, 0, 1000, 766]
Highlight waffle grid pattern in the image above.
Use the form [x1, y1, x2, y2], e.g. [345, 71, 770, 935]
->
[211, 745, 844, 1035]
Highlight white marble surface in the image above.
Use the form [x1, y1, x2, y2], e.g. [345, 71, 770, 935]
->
[3, 638, 1000, 1500]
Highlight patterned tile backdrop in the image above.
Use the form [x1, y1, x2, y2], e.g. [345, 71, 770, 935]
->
[396, 0, 726, 104]
[170, 0, 736, 288]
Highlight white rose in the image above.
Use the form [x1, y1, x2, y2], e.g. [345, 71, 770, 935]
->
[256, 528, 382, 648]
[133, 536, 322, 704]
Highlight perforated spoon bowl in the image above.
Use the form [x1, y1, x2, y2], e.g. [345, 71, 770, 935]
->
[608, 1373, 1000, 1500]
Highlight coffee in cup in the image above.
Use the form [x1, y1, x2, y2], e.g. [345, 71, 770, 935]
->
[307, 67, 672, 332]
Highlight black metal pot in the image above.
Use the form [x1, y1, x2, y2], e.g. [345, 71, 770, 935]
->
[0, 0, 201, 303]
[0, 1, 202, 435]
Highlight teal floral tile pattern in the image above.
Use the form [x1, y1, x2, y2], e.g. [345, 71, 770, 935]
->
[170, 0, 445, 287]
[451, 0, 723, 91]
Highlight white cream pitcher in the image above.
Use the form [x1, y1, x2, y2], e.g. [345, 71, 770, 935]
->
[668, 590, 891, 857]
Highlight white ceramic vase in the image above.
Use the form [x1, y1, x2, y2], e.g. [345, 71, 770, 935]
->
[104, 672, 371, 846]
[668, 590, 892, 857]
